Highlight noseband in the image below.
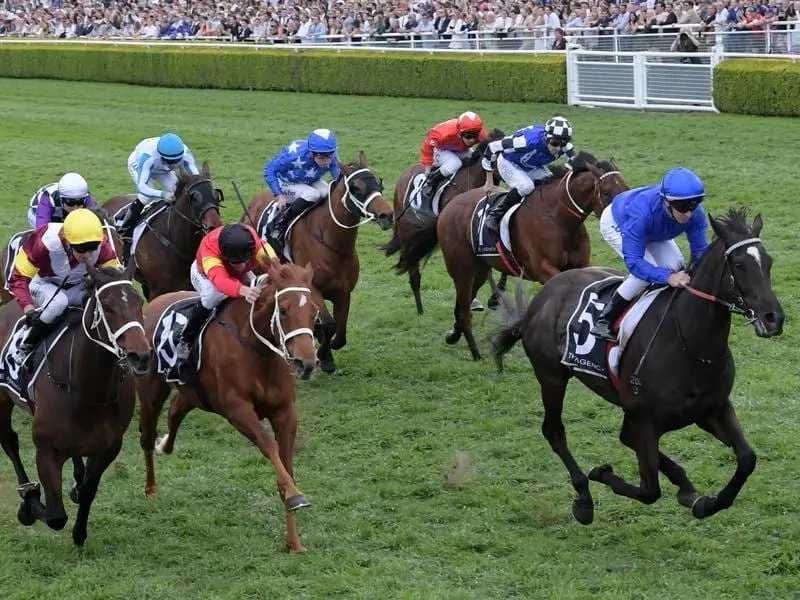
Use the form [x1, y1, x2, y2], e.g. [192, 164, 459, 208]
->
[248, 277, 316, 362]
[82, 279, 145, 360]
[328, 168, 384, 229]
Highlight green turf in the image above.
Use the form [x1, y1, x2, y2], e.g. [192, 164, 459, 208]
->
[0, 78, 797, 600]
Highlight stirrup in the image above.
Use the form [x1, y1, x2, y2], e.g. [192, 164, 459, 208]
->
[591, 321, 617, 341]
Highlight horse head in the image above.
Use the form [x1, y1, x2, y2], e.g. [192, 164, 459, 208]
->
[703, 208, 784, 338]
[174, 162, 224, 233]
[565, 151, 627, 219]
[83, 261, 151, 374]
[592, 157, 629, 210]
[334, 152, 393, 230]
[251, 259, 319, 379]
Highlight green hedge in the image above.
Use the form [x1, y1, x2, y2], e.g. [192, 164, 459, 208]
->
[0, 44, 567, 103]
[714, 59, 800, 117]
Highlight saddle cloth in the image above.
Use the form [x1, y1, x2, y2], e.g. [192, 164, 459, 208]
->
[112, 200, 168, 265]
[3, 230, 33, 293]
[255, 198, 321, 263]
[561, 276, 668, 384]
[0, 309, 81, 411]
[402, 171, 456, 216]
[469, 192, 523, 258]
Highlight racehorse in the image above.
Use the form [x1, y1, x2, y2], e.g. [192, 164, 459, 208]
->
[0, 207, 123, 305]
[0, 262, 150, 545]
[382, 129, 506, 315]
[104, 162, 223, 300]
[401, 151, 627, 360]
[490, 207, 784, 524]
[243, 152, 392, 373]
[136, 260, 319, 552]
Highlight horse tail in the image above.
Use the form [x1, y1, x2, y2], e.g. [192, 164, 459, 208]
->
[388, 210, 439, 275]
[489, 281, 531, 374]
[380, 228, 403, 258]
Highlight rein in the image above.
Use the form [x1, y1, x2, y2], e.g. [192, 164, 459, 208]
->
[558, 169, 602, 221]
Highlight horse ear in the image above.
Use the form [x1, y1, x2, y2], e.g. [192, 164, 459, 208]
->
[303, 261, 314, 284]
[358, 151, 367, 168]
[708, 212, 725, 242]
[201, 161, 211, 178]
[752, 213, 763, 236]
[585, 162, 603, 177]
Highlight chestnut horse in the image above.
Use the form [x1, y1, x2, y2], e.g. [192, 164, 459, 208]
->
[0, 263, 150, 545]
[490, 208, 784, 524]
[243, 152, 392, 373]
[382, 129, 505, 315]
[136, 260, 319, 552]
[104, 163, 223, 300]
[404, 152, 628, 360]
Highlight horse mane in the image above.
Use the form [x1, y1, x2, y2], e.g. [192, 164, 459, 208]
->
[465, 128, 506, 166]
[714, 206, 751, 236]
[569, 150, 599, 173]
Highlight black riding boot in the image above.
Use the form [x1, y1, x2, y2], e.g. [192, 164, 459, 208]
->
[485, 188, 523, 234]
[590, 291, 633, 342]
[268, 200, 308, 249]
[176, 304, 212, 361]
[16, 316, 51, 363]
[421, 169, 446, 204]
[118, 199, 144, 240]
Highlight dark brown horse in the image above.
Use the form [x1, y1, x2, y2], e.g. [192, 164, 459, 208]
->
[383, 129, 505, 315]
[0, 207, 124, 305]
[136, 260, 319, 552]
[104, 163, 223, 300]
[0, 263, 150, 545]
[401, 152, 628, 360]
[243, 152, 392, 373]
[491, 208, 784, 524]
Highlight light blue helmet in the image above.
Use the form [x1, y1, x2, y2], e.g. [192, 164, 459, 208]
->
[157, 133, 186, 163]
[660, 167, 705, 203]
[307, 129, 337, 154]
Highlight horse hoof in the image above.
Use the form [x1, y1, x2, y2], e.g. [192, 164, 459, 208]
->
[470, 348, 482, 361]
[487, 294, 500, 311]
[145, 485, 159, 499]
[572, 498, 594, 525]
[677, 490, 701, 509]
[319, 359, 336, 374]
[72, 529, 87, 547]
[17, 502, 36, 527]
[285, 494, 311, 512]
[445, 329, 461, 345]
[587, 464, 613, 483]
[288, 543, 308, 554]
[155, 434, 172, 455]
[470, 299, 485, 312]
[330, 337, 346, 351]
[691, 495, 717, 519]
[46, 516, 68, 531]
[70, 485, 79, 505]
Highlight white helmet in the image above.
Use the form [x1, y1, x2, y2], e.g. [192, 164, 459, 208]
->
[57, 172, 90, 201]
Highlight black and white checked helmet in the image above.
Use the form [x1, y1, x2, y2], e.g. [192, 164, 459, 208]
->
[544, 116, 573, 142]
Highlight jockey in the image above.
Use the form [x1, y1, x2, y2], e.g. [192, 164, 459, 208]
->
[419, 111, 488, 204]
[28, 172, 99, 229]
[9, 208, 121, 359]
[590, 166, 710, 341]
[177, 223, 278, 360]
[481, 116, 577, 234]
[118, 132, 200, 239]
[263, 128, 341, 248]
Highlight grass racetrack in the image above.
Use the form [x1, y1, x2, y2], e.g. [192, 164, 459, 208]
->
[0, 78, 797, 599]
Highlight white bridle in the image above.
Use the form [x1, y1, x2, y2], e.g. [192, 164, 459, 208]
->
[327, 168, 383, 229]
[82, 279, 146, 359]
[562, 168, 621, 218]
[247, 276, 316, 361]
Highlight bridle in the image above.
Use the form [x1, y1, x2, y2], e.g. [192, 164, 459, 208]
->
[327, 168, 384, 229]
[558, 169, 601, 220]
[82, 279, 146, 360]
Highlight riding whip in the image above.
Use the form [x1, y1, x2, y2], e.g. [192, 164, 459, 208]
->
[630, 287, 679, 392]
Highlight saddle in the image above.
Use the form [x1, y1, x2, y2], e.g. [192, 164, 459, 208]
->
[112, 199, 169, 263]
[470, 191, 524, 265]
[256, 198, 322, 264]
[403, 172, 457, 216]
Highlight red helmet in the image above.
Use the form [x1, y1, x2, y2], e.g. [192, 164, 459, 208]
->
[456, 111, 483, 135]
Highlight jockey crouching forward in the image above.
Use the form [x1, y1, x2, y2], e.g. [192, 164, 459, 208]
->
[118, 132, 200, 240]
[418, 111, 488, 205]
[481, 116, 577, 234]
[29, 172, 100, 229]
[263, 128, 341, 249]
[177, 224, 278, 361]
[9, 209, 122, 360]
[590, 167, 710, 341]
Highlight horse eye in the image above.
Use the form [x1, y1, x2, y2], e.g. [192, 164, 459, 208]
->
[279, 307, 287, 316]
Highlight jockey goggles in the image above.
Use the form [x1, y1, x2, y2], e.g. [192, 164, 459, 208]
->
[669, 197, 704, 214]
[312, 151, 334, 159]
[71, 240, 100, 253]
[63, 197, 87, 207]
[546, 137, 568, 148]
[460, 130, 480, 140]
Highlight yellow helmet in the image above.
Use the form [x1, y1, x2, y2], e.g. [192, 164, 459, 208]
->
[63, 208, 104, 246]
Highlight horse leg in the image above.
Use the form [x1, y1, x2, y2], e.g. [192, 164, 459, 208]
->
[36, 449, 69, 531]
[267, 404, 307, 553]
[0, 396, 45, 525]
[445, 272, 480, 360]
[138, 375, 172, 498]
[691, 400, 756, 519]
[534, 366, 594, 524]
[225, 402, 308, 512]
[71, 441, 123, 546]
[315, 304, 336, 374]
[461, 266, 489, 360]
[487, 273, 508, 310]
[329, 291, 351, 351]
[588, 416, 662, 506]
[155, 393, 195, 455]
[409, 265, 424, 316]
[70, 456, 86, 504]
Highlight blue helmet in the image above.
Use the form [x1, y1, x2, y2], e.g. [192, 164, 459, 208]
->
[660, 167, 705, 203]
[157, 133, 186, 163]
[307, 129, 337, 154]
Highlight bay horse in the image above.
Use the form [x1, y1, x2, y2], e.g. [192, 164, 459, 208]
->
[136, 260, 319, 552]
[104, 162, 223, 300]
[0, 262, 151, 545]
[243, 152, 392, 373]
[402, 152, 628, 360]
[382, 128, 506, 315]
[490, 208, 784, 524]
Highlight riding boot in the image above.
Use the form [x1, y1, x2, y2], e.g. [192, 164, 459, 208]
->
[176, 304, 212, 361]
[421, 169, 446, 205]
[268, 200, 308, 249]
[590, 291, 633, 342]
[484, 188, 523, 234]
[118, 199, 144, 241]
[15, 317, 51, 364]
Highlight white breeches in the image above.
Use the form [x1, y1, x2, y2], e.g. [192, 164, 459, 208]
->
[600, 205, 684, 300]
[128, 153, 178, 204]
[29, 278, 87, 324]
[433, 149, 473, 177]
[497, 156, 552, 196]
[190, 262, 228, 310]
[279, 180, 328, 204]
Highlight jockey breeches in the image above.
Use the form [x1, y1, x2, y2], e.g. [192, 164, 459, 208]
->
[433, 149, 473, 177]
[496, 156, 552, 196]
[29, 277, 87, 324]
[278, 180, 328, 204]
[190, 262, 228, 310]
[128, 154, 178, 204]
[599, 205, 684, 300]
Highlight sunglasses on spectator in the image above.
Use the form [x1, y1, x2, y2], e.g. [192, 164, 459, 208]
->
[670, 199, 702, 214]
[71, 241, 100, 254]
[63, 198, 86, 207]
[460, 131, 480, 140]
[312, 151, 334, 159]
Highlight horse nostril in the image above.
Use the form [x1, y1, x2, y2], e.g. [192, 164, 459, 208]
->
[764, 312, 777, 324]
